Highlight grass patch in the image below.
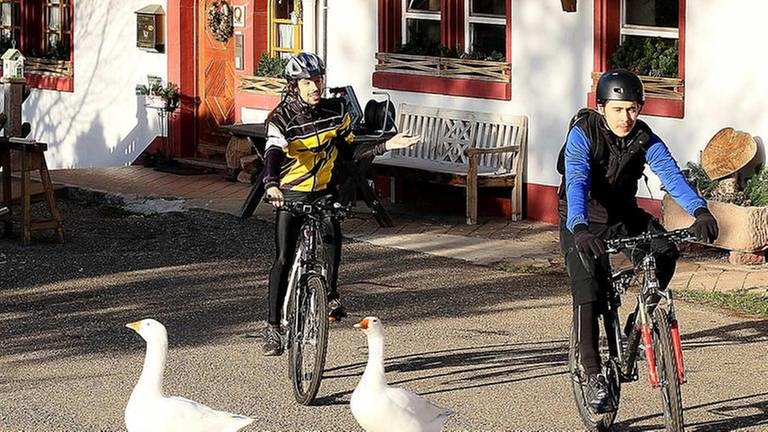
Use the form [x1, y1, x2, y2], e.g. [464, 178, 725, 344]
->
[677, 289, 768, 318]
[496, 262, 554, 275]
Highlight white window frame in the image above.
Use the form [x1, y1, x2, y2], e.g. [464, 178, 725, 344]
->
[401, 0, 441, 45]
[620, 0, 678, 40]
[464, 0, 506, 54]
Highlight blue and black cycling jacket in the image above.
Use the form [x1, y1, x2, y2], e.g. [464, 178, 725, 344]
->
[558, 109, 705, 232]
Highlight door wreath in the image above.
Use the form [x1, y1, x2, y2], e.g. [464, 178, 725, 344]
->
[207, 1, 234, 43]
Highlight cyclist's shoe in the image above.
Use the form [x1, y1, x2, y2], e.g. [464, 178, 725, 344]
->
[586, 373, 616, 414]
[262, 325, 283, 356]
[328, 298, 347, 322]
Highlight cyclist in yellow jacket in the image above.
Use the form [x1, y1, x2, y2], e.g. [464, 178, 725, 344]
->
[261, 52, 419, 356]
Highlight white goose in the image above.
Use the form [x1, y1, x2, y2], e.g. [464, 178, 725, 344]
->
[350, 317, 454, 432]
[125, 319, 254, 432]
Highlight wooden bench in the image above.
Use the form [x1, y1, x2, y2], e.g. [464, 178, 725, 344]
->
[372, 103, 527, 224]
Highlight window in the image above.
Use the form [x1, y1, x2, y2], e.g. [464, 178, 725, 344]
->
[0, 0, 21, 52]
[268, 0, 302, 58]
[43, 0, 71, 60]
[465, 0, 506, 57]
[0, 0, 73, 91]
[403, 0, 441, 49]
[593, 0, 685, 117]
[376, 0, 511, 100]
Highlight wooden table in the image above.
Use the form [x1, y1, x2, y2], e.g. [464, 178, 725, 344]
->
[220, 123, 394, 227]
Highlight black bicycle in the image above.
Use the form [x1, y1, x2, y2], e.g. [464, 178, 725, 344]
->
[569, 228, 694, 432]
[275, 196, 349, 405]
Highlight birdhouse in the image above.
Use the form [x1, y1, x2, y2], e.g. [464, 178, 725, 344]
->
[2, 48, 25, 81]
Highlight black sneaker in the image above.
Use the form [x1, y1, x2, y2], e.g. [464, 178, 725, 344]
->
[0, 206, 8, 217]
[262, 325, 283, 356]
[328, 298, 347, 322]
[586, 373, 616, 414]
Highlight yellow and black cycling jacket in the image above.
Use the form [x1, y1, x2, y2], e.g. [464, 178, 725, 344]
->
[263, 95, 386, 193]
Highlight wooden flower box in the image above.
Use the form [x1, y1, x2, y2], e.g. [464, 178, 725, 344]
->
[375, 52, 511, 83]
[238, 75, 286, 96]
[26, 57, 73, 78]
[590, 71, 683, 100]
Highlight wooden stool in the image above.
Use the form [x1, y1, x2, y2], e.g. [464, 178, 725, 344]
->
[0, 137, 64, 245]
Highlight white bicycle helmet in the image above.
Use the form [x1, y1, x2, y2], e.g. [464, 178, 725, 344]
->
[283, 52, 326, 80]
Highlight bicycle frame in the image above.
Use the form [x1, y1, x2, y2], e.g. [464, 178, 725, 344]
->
[603, 230, 691, 388]
[280, 212, 327, 331]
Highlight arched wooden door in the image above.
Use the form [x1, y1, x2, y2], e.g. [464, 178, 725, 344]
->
[196, 0, 236, 160]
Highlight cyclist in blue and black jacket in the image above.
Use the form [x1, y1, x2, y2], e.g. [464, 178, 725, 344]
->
[557, 69, 719, 414]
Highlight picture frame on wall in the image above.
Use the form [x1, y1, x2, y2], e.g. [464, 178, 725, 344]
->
[233, 5, 246, 28]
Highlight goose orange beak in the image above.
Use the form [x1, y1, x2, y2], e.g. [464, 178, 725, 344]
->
[126, 320, 142, 332]
[354, 318, 369, 330]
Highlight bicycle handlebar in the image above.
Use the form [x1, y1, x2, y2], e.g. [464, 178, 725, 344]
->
[264, 195, 350, 220]
[604, 228, 695, 254]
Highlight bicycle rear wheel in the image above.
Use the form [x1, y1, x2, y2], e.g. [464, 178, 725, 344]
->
[652, 307, 684, 432]
[289, 273, 329, 405]
[568, 322, 619, 432]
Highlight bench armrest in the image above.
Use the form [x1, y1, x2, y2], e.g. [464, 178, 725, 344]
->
[464, 145, 519, 156]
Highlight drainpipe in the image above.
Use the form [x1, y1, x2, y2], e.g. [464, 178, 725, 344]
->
[318, 0, 328, 65]
[301, 0, 317, 54]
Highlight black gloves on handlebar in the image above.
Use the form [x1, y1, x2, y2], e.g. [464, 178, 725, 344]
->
[572, 224, 606, 258]
[692, 207, 719, 243]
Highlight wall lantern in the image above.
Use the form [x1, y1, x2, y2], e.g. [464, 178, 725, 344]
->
[1, 47, 25, 82]
[135, 5, 165, 53]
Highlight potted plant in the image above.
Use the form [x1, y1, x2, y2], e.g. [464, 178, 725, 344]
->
[136, 75, 180, 112]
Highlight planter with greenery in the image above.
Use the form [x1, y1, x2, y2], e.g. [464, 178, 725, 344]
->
[663, 163, 768, 260]
[135, 76, 180, 112]
[238, 53, 289, 95]
[590, 36, 683, 101]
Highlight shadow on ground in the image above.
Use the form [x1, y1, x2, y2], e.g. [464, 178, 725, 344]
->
[0, 198, 569, 365]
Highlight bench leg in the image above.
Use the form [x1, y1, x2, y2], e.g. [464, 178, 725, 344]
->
[21, 148, 31, 246]
[1, 149, 11, 237]
[510, 182, 521, 222]
[38, 157, 65, 243]
[466, 159, 479, 225]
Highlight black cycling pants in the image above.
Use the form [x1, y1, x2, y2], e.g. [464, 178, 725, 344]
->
[267, 193, 341, 326]
[560, 212, 679, 375]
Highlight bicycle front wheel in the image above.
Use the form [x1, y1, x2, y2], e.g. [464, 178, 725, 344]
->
[568, 322, 618, 432]
[289, 274, 329, 405]
[652, 307, 685, 432]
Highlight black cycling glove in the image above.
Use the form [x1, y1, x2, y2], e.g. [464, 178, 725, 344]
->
[572, 224, 606, 258]
[692, 207, 719, 243]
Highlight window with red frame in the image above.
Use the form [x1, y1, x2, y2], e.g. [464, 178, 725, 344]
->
[594, 0, 685, 117]
[397, 0, 507, 59]
[0, 0, 73, 91]
[376, 0, 511, 99]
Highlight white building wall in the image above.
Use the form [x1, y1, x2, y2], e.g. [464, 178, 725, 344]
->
[325, 0, 768, 200]
[16, 0, 168, 169]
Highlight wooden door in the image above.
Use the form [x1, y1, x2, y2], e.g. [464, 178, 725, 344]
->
[196, 0, 236, 159]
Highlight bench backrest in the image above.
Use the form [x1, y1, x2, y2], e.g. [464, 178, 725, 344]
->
[390, 103, 527, 175]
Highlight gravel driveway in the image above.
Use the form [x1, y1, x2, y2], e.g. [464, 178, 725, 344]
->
[1, 198, 767, 431]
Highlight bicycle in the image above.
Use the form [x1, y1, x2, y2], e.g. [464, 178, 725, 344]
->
[272, 195, 350, 405]
[569, 228, 695, 432]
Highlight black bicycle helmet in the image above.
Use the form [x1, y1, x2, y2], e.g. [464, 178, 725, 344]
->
[283, 52, 326, 80]
[596, 69, 644, 104]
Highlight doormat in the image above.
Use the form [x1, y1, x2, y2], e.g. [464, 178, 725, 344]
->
[152, 161, 216, 176]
